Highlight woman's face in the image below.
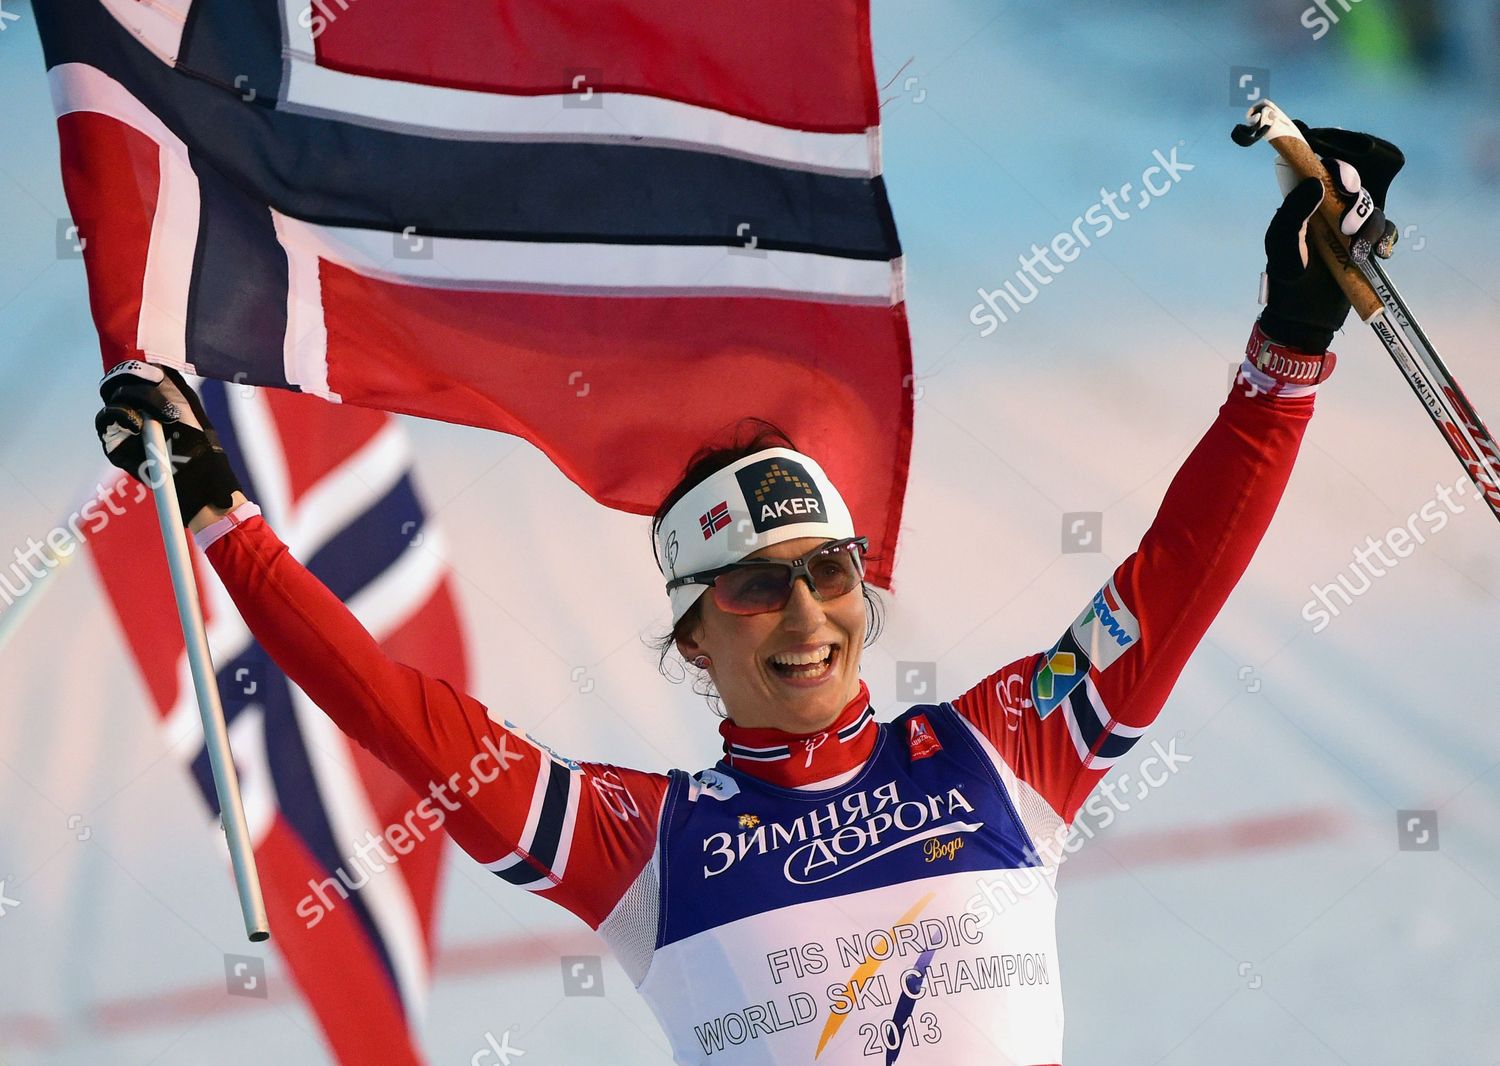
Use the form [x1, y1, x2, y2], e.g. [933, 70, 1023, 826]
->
[676, 537, 867, 733]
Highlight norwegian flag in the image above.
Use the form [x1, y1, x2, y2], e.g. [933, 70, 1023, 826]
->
[87, 381, 464, 1065]
[699, 501, 732, 539]
[35, 0, 912, 588]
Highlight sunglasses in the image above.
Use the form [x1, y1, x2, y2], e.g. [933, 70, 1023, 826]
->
[667, 536, 869, 616]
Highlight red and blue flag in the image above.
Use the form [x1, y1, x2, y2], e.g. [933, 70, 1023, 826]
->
[88, 381, 463, 1064]
[36, 0, 912, 586]
[699, 501, 732, 539]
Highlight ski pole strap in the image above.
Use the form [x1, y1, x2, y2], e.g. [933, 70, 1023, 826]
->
[1244, 319, 1336, 396]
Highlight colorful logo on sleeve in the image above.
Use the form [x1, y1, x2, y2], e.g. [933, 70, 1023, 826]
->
[1031, 578, 1139, 719]
[734, 457, 827, 533]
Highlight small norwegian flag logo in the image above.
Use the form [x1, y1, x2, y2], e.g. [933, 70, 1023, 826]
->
[700, 501, 732, 539]
[907, 714, 942, 761]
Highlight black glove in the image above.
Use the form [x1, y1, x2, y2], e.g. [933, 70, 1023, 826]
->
[1260, 123, 1404, 353]
[95, 361, 242, 519]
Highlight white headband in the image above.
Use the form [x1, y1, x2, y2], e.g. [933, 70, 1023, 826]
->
[654, 448, 857, 625]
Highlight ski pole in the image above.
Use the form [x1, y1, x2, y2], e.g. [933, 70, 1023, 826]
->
[142, 419, 270, 942]
[1360, 256, 1500, 514]
[1231, 100, 1500, 525]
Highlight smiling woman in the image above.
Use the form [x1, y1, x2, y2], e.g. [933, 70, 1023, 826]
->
[94, 125, 1395, 1056]
[647, 421, 885, 730]
[97, 343, 1329, 1063]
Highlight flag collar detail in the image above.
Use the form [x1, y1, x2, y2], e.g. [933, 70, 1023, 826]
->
[718, 679, 875, 788]
[654, 447, 857, 626]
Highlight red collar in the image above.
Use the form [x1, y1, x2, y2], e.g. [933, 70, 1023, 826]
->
[718, 680, 877, 788]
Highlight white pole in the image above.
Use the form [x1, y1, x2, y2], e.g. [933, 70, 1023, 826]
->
[142, 420, 270, 942]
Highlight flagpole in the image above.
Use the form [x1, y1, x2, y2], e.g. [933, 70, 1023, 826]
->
[142, 420, 270, 942]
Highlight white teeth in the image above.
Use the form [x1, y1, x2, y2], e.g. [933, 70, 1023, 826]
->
[770, 645, 833, 667]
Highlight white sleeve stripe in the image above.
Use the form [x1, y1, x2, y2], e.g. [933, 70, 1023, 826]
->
[1061, 693, 1093, 764]
[547, 771, 583, 881]
[1068, 676, 1142, 770]
[509, 731, 554, 856]
[1086, 675, 1148, 738]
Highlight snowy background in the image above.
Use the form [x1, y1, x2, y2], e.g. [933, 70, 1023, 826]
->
[2, 0, 1498, 1063]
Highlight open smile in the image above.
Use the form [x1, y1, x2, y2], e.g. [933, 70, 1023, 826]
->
[766, 643, 839, 687]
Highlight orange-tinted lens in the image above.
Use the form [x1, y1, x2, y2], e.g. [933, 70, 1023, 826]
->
[711, 544, 864, 615]
[713, 567, 792, 614]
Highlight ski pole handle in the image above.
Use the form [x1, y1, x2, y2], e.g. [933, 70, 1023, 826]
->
[1232, 100, 1385, 323]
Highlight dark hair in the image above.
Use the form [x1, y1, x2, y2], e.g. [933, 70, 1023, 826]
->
[646, 418, 885, 716]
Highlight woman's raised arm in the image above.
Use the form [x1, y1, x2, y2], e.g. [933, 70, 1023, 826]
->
[97, 362, 669, 931]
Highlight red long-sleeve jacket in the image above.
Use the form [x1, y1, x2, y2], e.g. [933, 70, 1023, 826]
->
[199, 356, 1319, 1063]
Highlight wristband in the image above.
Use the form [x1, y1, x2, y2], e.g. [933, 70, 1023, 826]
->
[1240, 320, 1337, 398]
[194, 500, 262, 551]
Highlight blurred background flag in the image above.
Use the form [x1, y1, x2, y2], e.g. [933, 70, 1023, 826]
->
[32, 0, 913, 587]
[85, 381, 466, 1065]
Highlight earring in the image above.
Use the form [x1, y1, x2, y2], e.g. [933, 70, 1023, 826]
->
[693, 655, 711, 669]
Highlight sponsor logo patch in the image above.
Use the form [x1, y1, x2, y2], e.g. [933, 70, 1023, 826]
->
[590, 768, 641, 822]
[502, 720, 582, 770]
[1074, 580, 1139, 667]
[689, 768, 741, 802]
[734, 457, 827, 533]
[1032, 639, 1084, 720]
[924, 835, 965, 863]
[906, 713, 942, 761]
[664, 529, 680, 572]
[1031, 578, 1139, 718]
[700, 779, 982, 884]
